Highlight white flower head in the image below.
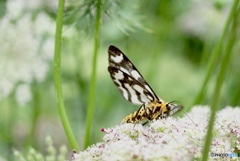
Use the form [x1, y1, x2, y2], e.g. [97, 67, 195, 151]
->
[15, 84, 32, 106]
[176, 0, 232, 41]
[0, 0, 54, 103]
[73, 106, 240, 161]
[7, 0, 58, 18]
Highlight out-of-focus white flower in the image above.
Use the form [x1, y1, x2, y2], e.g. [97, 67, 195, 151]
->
[0, 1, 54, 103]
[15, 84, 32, 106]
[0, 156, 7, 161]
[14, 136, 68, 161]
[7, 0, 58, 18]
[176, 0, 233, 40]
[6, 0, 25, 18]
[33, 13, 56, 36]
[73, 106, 240, 161]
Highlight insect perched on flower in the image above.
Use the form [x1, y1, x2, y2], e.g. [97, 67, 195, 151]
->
[108, 45, 183, 124]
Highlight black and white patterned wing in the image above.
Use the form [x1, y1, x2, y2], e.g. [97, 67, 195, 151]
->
[108, 45, 160, 105]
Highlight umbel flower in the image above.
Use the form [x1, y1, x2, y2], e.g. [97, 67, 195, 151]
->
[0, 0, 55, 103]
[72, 106, 240, 161]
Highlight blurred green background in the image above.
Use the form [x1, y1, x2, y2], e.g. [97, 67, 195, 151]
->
[0, 0, 239, 160]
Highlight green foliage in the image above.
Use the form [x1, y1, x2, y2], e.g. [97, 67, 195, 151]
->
[0, 0, 240, 160]
[202, 1, 240, 160]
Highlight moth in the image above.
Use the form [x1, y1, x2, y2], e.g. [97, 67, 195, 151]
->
[108, 45, 183, 124]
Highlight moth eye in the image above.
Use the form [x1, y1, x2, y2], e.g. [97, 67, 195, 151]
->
[166, 104, 171, 111]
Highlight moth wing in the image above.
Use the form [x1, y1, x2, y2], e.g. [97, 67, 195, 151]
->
[108, 66, 156, 105]
[108, 45, 160, 101]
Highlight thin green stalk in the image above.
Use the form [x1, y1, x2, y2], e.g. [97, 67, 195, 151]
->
[192, 0, 239, 106]
[54, 0, 79, 150]
[29, 83, 41, 147]
[201, 1, 239, 160]
[2, 98, 15, 160]
[84, 0, 102, 149]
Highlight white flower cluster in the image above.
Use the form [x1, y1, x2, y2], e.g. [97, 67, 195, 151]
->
[13, 136, 68, 161]
[73, 106, 240, 161]
[177, 0, 232, 41]
[0, 0, 55, 104]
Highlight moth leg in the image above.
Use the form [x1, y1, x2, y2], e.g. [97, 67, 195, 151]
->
[142, 120, 149, 126]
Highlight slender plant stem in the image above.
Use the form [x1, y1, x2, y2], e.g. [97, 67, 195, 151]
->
[201, 1, 239, 160]
[29, 83, 41, 147]
[192, 0, 239, 106]
[4, 98, 15, 160]
[54, 0, 79, 151]
[84, 0, 102, 149]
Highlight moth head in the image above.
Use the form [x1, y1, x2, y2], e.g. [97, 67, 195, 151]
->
[166, 102, 184, 116]
[157, 102, 172, 118]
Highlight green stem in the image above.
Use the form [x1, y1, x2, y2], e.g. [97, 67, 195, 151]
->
[54, 0, 79, 151]
[29, 83, 41, 147]
[1, 98, 15, 160]
[192, 0, 239, 106]
[84, 0, 102, 149]
[201, 1, 239, 160]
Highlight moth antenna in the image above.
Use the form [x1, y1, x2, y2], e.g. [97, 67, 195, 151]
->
[182, 111, 197, 126]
